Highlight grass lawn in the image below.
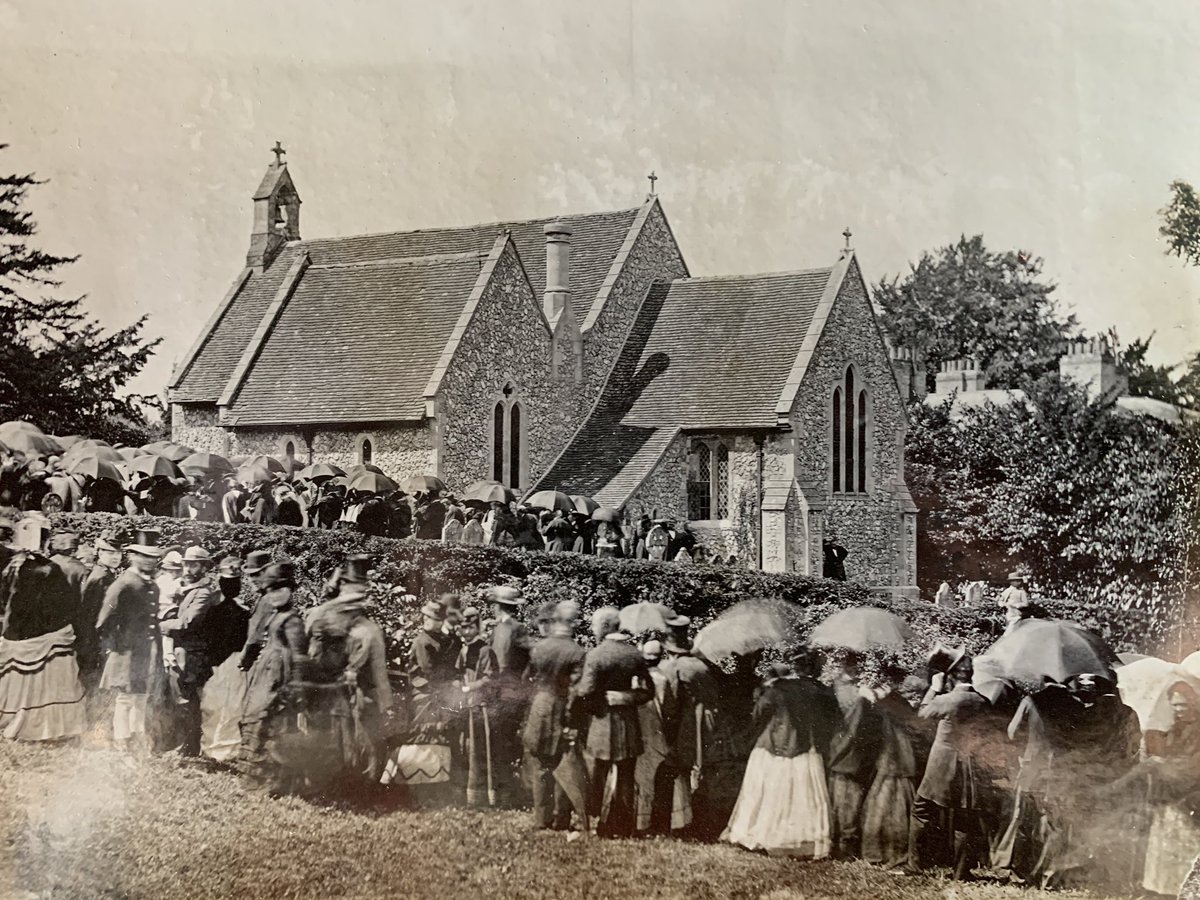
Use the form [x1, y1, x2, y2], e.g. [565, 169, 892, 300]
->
[0, 741, 1121, 900]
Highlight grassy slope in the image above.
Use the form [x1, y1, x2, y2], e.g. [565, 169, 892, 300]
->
[0, 742, 1113, 900]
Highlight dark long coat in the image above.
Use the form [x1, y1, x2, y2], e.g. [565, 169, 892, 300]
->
[96, 568, 160, 693]
[1, 552, 77, 641]
[78, 565, 119, 676]
[577, 635, 652, 761]
[242, 588, 308, 723]
[916, 684, 989, 807]
[522, 634, 585, 757]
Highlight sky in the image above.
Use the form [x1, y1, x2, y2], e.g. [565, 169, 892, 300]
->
[3, 0, 1199, 395]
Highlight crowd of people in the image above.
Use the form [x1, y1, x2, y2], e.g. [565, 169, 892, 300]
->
[0, 507, 1198, 896]
[0, 441, 761, 565]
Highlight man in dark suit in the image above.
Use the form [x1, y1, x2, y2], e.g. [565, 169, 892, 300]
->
[523, 602, 587, 830]
[576, 606, 653, 838]
[47, 530, 88, 600]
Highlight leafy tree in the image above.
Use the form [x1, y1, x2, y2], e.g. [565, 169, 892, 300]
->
[1114, 332, 1181, 405]
[1160, 179, 1200, 267]
[0, 145, 160, 444]
[874, 235, 1078, 390]
[906, 376, 1196, 625]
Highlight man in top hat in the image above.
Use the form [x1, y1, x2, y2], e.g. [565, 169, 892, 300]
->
[306, 553, 392, 783]
[237, 550, 277, 671]
[160, 546, 219, 756]
[205, 556, 251, 668]
[47, 530, 88, 601]
[523, 599, 588, 830]
[96, 527, 165, 752]
[78, 529, 124, 693]
[0, 512, 87, 741]
[576, 606, 654, 837]
[907, 643, 992, 880]
[486, 584, 533, 805]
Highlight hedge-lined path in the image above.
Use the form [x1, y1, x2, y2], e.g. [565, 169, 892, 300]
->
[1, 741, 1117, 900]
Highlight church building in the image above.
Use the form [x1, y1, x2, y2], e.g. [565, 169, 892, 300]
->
[169, 150, 919, 595]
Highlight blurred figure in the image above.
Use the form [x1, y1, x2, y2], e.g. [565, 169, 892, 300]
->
[456, 607, 499, 808]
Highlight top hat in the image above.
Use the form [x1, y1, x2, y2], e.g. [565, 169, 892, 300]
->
[341, 553, 374, 585]
[242, 550, 273, 575]
[217, 556, 242, 579]
[94, 530, 122, 553]
[927, 643, 968, 676]
[125, 527, 165, 557]
[642, 639, 664, 662]
[488, 585, 526, 607]
[421, 601, 446, 622]
[12, 513, 52, 552]
[183, 545, 213, 564]
[663, 633, 693, 654]
[48, 530, 80, 552]
[261, 560, 296, 588]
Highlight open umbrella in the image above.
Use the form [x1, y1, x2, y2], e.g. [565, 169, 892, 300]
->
[117, 446, 141, 461]
[297, 462, 346, 481]
[180, 452, 233, 476]
[236, 464, 275, 486]
[525, 490, 575, 513]
[809, 607, 915, 652]
[346, 464, 385, 479]
[63, 442, 123, 464]
[464, 480, 516, 504]
[1116, 656, 1200, 732]
[350, 471, 399, 494]
[618, 602, 675, 635]
[0, 423, 63, 457]
[694, 598, 793, 660]
[55, 435, 86, 448]
[240, 454, 285, 475]
[973, 618, 1119, 696]
[591, 507, 622, 523]
[129, 454, 183, 480]
[402, 474, 446, 494]
[571, 494, 600, 516]
[67, 455, 124, 483]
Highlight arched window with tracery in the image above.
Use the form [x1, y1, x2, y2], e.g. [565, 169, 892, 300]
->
[832, 366, 870, 494]
[491, 383, 526, 489]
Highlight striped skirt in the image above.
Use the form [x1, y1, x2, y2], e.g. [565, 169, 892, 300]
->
[0, 625, 86, 741]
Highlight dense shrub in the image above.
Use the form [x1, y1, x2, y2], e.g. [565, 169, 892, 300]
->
[52, 513, 1162, 664]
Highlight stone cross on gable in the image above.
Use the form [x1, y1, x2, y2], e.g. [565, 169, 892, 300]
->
[843, 227, 853, 250]
[647, 171, 658, 197]
[272, 141, 286, 166]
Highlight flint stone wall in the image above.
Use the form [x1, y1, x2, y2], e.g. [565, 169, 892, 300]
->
[227, 424, 433, 479]
[171, 403, 227, 455]
[435, 241, 572, 492]
[789, 258, 911, 590]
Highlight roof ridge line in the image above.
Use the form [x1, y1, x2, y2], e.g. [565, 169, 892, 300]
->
[293, 205, 643, 248]
[674, 266, 834, 284]
[308, 250, 487, 270]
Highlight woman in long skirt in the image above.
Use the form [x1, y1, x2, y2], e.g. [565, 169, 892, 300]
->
[456, 607, 499, 806]
[862, 671, 920, 867]
[1139, 683, 1200, 896]
[722, 662, 839, 857]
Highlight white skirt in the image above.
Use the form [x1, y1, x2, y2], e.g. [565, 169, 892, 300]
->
[0, 625, 86, 742]
[381, 744, 451, 785]
[721, 747, 831, 858]
[200, 654, 248, 762]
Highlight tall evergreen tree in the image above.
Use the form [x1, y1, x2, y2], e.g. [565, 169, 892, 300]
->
[0, 145, 160, 443]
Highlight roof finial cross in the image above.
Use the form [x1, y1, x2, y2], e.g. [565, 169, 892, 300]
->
[272, 141, 286, 166]
[647, 170, 658, 198]
[843, 226, 853, 250]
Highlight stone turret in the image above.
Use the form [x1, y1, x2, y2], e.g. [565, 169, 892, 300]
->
[934, 357, 985, 394]
[1059, 336, 1127, 402]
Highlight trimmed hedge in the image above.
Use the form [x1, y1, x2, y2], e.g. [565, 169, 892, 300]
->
[51, 513, 1161, 666]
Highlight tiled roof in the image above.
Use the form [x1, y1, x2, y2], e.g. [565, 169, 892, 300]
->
[171, 247, 305, 401]
[225, 253, 489, 425]
[171, 206, 640, 404]
[537, 267, 835, 505]
[619, 269, 833, 430]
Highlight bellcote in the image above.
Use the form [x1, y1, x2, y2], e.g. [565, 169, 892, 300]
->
[247, 142, 301, 270]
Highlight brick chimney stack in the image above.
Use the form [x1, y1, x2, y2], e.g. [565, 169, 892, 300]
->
[935, 357, 986, 394]
[1059, 336, 1127, 401]
[889, 346, 928, 401]
[543, 221, 572, 323]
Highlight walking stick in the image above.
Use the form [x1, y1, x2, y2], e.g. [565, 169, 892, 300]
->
[483, 703, 495, 806]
